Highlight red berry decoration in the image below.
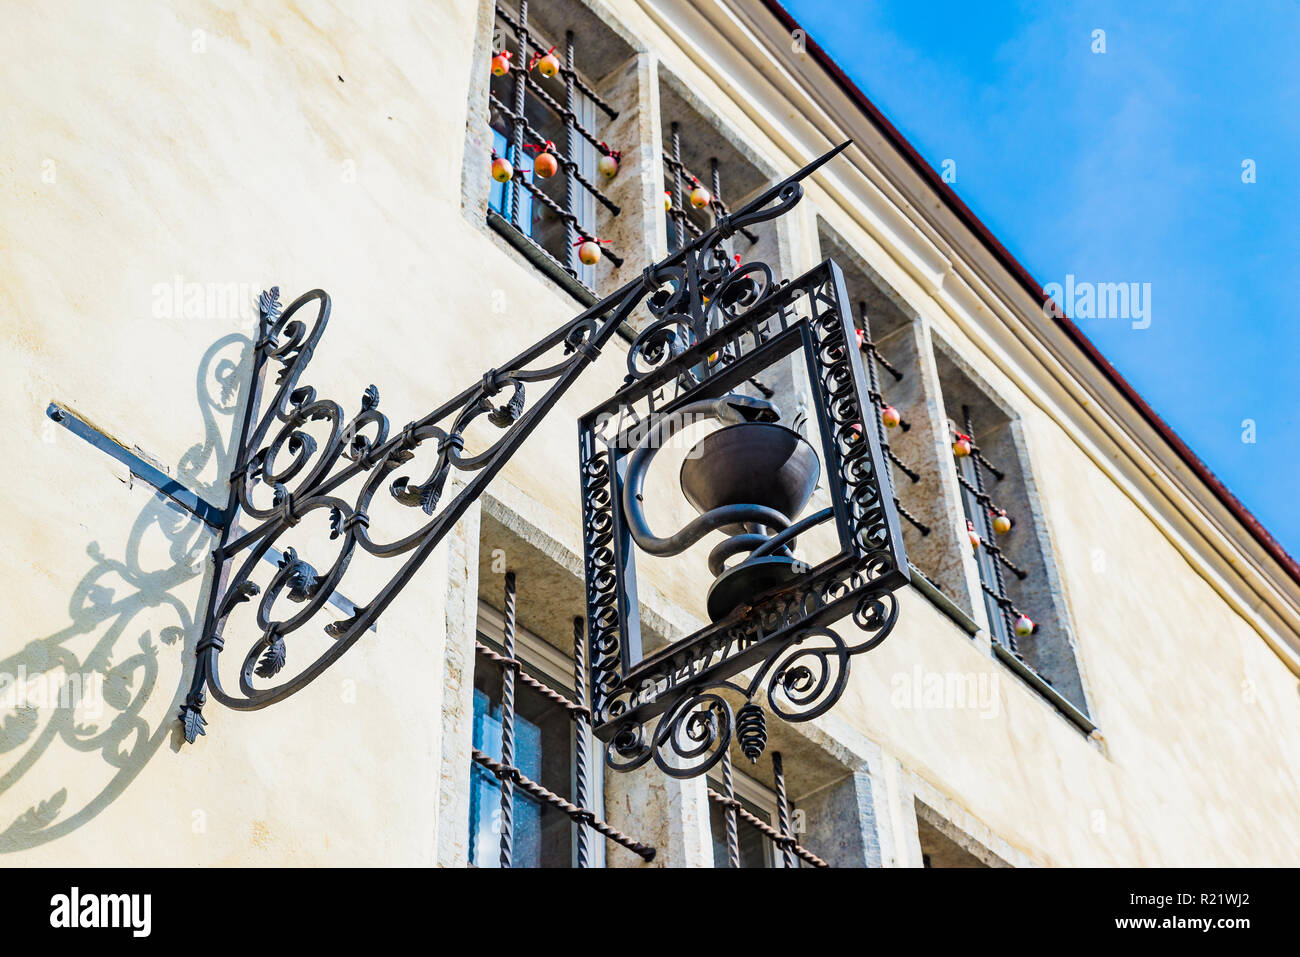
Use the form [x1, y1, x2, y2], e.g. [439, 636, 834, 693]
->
[992, 511, 1013, 535]
[881, 405, 901, 429]
[491, 51, 512, 76]
[953, 433, 972, 457]
[1014, 614, 1035, 637]
[491, 156, 514, 182]
[855, 328, 864, 349]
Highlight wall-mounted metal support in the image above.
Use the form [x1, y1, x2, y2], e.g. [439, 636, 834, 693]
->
[162, 140, 897, 784]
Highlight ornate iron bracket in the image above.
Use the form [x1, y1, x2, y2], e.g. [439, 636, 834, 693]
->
[180, 141, 899, 760]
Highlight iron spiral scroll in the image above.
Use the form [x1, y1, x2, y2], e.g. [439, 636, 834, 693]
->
[176, 138, 908, 768]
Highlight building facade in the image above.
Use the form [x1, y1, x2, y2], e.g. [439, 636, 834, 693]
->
[3, 0, 1299, 866]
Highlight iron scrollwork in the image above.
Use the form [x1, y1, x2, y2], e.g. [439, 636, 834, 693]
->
[579, 229, 910, 778]
[181, 139, 900, 765]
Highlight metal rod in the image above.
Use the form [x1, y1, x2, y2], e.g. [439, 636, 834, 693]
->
[772, 751, 796, 868]
[507, 0, 529, 230]
[572, 616, 592, 868]
[710, 156, 726, 259]
[498, 570, 518, 867]
[705, 788, 827, 867]
[493, 3, 619, 119]
[670, 122, 684, 253]
[563, 31, 578, 277]
[964, 407, 1015, 647]
[721, 747, 740, 868]
[473, 749, 655, 860]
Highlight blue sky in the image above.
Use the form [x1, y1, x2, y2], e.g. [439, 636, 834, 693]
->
[784, 0, 1300, 560]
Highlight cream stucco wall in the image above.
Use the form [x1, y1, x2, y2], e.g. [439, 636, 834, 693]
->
[2, 0, 1297, 865]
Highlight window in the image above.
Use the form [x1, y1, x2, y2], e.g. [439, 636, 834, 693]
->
[708, 785, 780, 868]
[469, 634, 578, 868]
[933, 345, 1091, 718]
[815, 218, 991, 620]
[468, 581, 654, 868]
[486, 1, 625, 294]
[915, 801, 1007, 868]
[657, 77, 769, 260]
[706, 751, 824, 868]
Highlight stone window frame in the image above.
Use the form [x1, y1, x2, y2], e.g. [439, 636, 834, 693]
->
[927, 330, 1098, 735]
[474, 598, 609, 868]
[461, 0, 654, 306]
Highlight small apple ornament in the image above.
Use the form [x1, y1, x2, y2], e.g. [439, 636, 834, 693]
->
[535, 47, 560, 77]
[967, 519, 981, 549]
[952, 433, 972, 457]
[524, 141, 559, 177]
[576, 238, 607, 265]
[597, 151, 620, 179]
[664, 190, 672, 211]
[1013, 614, 1035, 637]
[491, 50, 512, 76]
[535, 153, 558, 177]
[881, 405, 901, 429]
[491, 156, 514, 182]
[992, 510, 1013, 535]
[689, 183, 712, 208]
[855, 328, 864, 349]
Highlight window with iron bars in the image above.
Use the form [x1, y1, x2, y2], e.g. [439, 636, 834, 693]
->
[860, 314, 1093, 728]
[707, 751, 826, 868]
[487, 1, 623, 294]
[468, 573, 655, 868]
[662, 120, 759, 256]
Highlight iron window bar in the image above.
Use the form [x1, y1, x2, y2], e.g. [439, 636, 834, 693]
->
[708, 748, 827, 868]
[491, 2, 623, 282]
[958, 407, 1030, 651]
[858, 305, 930, 537]
[494, 3, 619, 119]
[472, 572, 655, 865]
[488, 94, 620, 214]
[663, 123, 760, 253]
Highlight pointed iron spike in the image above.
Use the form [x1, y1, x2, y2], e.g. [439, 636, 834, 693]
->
[730, 139, 854, 217]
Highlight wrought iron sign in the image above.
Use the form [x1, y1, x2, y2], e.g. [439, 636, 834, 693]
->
[178, 140, 908, 780]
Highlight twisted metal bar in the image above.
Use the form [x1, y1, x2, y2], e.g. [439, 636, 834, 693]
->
[720, 748, 740, 869]
[472, 749, 656, 860]
[488, 94, 621, 214]
[970, 443, 1006, 481]
[474, 642, 589, 717]
[895, 497, 932, 536]
[498, 570, 518, 868]
[964, 409, 1015, 647]
[704, 788, 828, 867]
[507, 0, 529, 231]
[772, 752, 797, 869]
[562, 32, 579, 276]
[662, 151, 759, 244]
[572, 616, 592, 868]
[493, 3, 620, 119]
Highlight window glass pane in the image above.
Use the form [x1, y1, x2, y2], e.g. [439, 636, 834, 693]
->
[708, 791, 775, 868]
[468, 644, 576, 867]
